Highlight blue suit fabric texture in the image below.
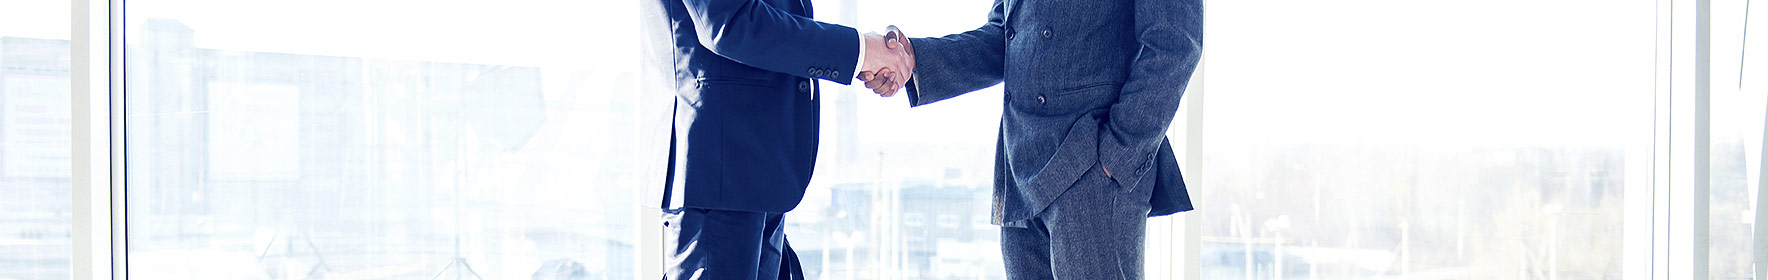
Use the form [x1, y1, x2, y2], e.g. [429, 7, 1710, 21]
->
[900, 0, 1202, 278]
[642, 0, 859, 277]
[661, 208, 804, 280]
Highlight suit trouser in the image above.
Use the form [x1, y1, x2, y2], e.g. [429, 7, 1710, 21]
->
[1002, 165, 1155, 280]
[662, 208, 803, 280]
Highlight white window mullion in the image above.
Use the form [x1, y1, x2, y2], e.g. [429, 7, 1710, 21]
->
[1179, 56, 1205, 280]
[71, 0, 124, 278]
[1626, 0, 1670, 275]
[1754, 89, 1768, 280]
[1663, 0, 1714, 279]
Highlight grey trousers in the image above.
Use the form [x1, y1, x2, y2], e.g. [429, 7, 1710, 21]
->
[1002, 165, 1154, 280]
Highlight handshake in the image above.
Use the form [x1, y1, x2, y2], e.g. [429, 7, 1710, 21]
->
[857, 25, 915, 97]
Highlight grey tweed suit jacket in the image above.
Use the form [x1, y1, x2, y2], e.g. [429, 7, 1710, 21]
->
[903, 0, 1201, 224]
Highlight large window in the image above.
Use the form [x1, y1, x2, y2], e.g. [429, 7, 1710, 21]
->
[1193, 1, 1654, 278]
[122, 1, 644, 278]
[99, 0, 1750, 280]
[828, 0, 1661, 278]
[0, 0, 72, 278]
[784, 0, 1008, 278]
[1709, 0, 1764, 277]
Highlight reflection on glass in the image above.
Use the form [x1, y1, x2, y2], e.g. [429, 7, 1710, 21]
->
[1193, 1, 1653, 278]
[0, 36, 72, 279]
[1707, 1, 1761, 277]
[110, 0, 1681, 279]
[121, 4, 640, 278]
[1, 0, 74, 275]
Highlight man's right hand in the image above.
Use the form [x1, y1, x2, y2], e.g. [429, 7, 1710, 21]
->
[857, 26, 915, 97]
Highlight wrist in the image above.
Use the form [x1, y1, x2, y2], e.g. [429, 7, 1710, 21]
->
[859, 33, 883, 70]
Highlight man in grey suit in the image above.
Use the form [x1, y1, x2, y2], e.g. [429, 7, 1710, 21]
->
[857, 0, 1202, 278]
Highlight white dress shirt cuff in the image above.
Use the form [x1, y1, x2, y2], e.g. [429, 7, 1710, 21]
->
[854, 30, 866, 80]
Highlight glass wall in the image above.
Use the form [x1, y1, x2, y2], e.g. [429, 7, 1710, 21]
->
[114, 0, 1679, 280]
[122, 1, 643, 278]
[829, 0, 1660, 279]
[1195, 0, 1654, 278]
[0, 0, 72, 279]
[785, 0, 1007, 279]
[1710, 0, 1764, 277]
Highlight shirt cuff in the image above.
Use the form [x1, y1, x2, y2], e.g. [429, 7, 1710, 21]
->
[853, 29, 866, 80]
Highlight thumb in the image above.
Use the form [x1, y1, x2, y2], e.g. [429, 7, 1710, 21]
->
[884, 26, 905, 49]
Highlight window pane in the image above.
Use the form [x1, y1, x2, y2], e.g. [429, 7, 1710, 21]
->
[785, 0, 1008, 278]
[122, 1, 642, 278]
[0, 0, 71, 278]
[1709, 0, 1763, 277]
[1198, 1, 1653, 279]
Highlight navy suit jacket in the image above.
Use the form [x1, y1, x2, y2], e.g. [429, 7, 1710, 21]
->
[903, 0, 1201, 224]
[641, 0, 860, 212]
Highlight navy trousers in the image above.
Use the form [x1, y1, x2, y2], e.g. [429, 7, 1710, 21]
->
[662, 208, 803, 280]
[1002, 165, 1155, 279]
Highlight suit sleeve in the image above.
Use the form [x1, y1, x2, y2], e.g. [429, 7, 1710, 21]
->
[680, 0, 863, 84]
[901, 0, 1008, 107]
[1099, 0, 1203, 187]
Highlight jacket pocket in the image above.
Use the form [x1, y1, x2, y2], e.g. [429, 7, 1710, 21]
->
[1055, 82, 1120, 97]
[696, 77, 777, 88]
[1031, 82, 1119, 115]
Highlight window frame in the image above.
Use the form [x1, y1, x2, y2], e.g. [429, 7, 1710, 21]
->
[71, 0, 125, 278]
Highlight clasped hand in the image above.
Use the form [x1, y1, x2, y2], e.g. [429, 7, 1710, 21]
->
[857, 25, 915, 97]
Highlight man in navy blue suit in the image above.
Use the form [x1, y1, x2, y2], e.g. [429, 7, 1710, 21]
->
[639, 0, 915, 278]
[857, 0, 1201, 278]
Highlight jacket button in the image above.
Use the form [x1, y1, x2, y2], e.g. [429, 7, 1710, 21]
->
[808, 67, 821, 77]
[1037, 95, 1046, 104]
[799, 81, 811, 92]
[1042, 29, 1052, 38]
[1006, 28, 1015, 40]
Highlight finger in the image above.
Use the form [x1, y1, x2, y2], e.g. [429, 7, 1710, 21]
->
[856, 71, 873, 82]
[883, 78, 901, 96]
[886, 26, 915, 60]
[878, 68, 897, 87]
[872, 74, 895, 95]
[868, 74, 888, 94]
[864, 68, 890, 89]
[884, 26, 906, 49]
[885, 81, 902, 97]
[864, 75, 885, 89]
